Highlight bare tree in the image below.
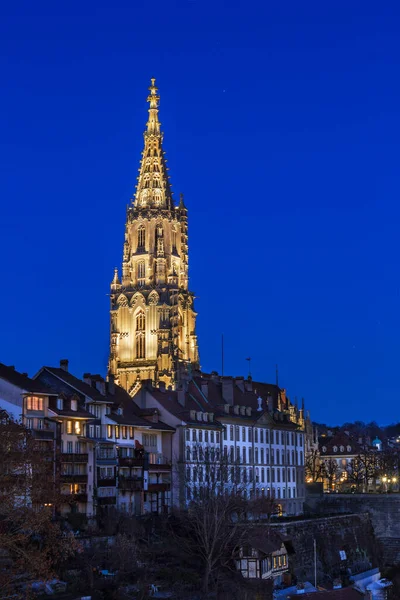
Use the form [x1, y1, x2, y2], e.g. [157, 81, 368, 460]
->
[0, 415, 77, 597]
[305, 449, 324, 482]
[170, 491, 251, 594]
[322, 458, 339, 491]
[346, 458, 365, 492]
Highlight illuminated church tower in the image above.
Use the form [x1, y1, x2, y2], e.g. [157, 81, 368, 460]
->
[108, 79, 199, 394]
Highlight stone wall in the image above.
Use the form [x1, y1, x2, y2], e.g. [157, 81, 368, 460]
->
[269, 513, 381, 584]
[305, 493, 400, 566]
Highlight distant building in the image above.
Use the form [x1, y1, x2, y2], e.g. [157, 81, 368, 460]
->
[235, 532, 289, 584]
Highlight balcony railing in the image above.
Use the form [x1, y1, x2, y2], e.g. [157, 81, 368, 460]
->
[97, 477, 117, 487]
[119, 476, 143, 492]
[61, 453, 89, 463]
[147, 483, 171, 493]
[97, 452, 118, 465]
[118, 457, 145, 467]
[61, 474, 88, 483]
[97, 496, 117, 506]
[61, 492, 88, 503]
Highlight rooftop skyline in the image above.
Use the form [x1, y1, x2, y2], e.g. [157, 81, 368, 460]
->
[1, 2, 399, 424]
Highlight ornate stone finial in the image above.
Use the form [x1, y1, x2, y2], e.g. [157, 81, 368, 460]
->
[147, 78, 159, 111]
[179, 193, 186, 208]
[111, 267, 121, 288]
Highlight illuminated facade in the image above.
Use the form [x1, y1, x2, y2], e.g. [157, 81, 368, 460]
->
[109, 80, 199, 394]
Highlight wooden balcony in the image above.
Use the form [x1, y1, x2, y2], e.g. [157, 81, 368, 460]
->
[97, 496, 117, 506]
[147, 483, 171, 493]
[61, 453, 89, 463]
[119, 476, 143, 492]
[118, 457, 144, 467]
[60, 474, 88, 483]
[97, 478, 117, 487]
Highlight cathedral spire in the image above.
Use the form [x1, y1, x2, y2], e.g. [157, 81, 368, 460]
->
[146, 78, 161, 136]
[134, 78, 173, 211]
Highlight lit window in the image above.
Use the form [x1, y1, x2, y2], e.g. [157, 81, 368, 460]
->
[74, 421, 81, 435]
[26, 396, 44, 411]
[129, 427, 134, 439]
[122, 426, 127, 439]
[115, 426, 120, 439]
[137, 226, 145, 249]
[137, 261, 145, 284]
[107, 425, 112, 438]
[66, 421, 73, 434]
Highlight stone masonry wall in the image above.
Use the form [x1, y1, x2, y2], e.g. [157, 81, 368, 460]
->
[306, 493, 400, 566]
[269, 514, 381, 584]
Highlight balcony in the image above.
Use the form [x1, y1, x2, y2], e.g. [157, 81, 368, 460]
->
[32, 430, 55, 440]
[98, 477, 117, 487]
[119, 476, 143, 492]
[97, 452, 118, 465]
[62, 493, 88, 503]
[61, 474, 88, 484]
[97, 496, 117, 506]
[61, 453, 89, 463]
[118, 457, 144, 468]
[147, 483, 171, 493]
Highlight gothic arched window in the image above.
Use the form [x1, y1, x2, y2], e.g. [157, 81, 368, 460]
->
[137, 227, 145, 250]
[137, 260, 145, 285]
[136, 310, 145, 331]
[136, 335, 145, 359]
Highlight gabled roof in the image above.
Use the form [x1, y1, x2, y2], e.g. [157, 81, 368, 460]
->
[36, 367, 113, 403]
[320, 431, 364, 457]
[0, 362, 55, 395]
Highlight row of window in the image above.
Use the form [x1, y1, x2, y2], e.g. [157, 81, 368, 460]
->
[321, 445, 352, 453]
[224, 425, 303, 446]
[186, 429, 221, 443]
[186, 485, 296, 501]
[185, 445, 304, 466]
[26, 396, 44, 411]
[185, 465, 298, 485]
[107, 425, 135, 440]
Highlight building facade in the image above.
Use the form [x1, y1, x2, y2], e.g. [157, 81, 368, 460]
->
[135, 373, 306, 515]
[108, 79, 199, 394]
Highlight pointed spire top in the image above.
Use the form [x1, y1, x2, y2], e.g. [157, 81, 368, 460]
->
[146, 78, 160, 135]
[179, 193, 186, 208]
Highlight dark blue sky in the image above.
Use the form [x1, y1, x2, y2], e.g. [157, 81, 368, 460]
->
[1, 1, 399, 424]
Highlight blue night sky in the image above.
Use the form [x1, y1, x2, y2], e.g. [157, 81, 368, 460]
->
[1, 1, 399, 424]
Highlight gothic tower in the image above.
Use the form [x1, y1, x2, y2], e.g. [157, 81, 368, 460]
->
[108, 79, 199, 395]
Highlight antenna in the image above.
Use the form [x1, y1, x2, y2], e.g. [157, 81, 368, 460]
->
[221, 334, 224, 377]
[245, 357, 251, 378]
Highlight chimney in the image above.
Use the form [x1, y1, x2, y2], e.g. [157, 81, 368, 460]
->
[245, 376, 252, 392]
[201, 381, 208, 398]
[222, 377, 234, 405]
[209, 413, 214, 422]
[224, 404, 230, 414]
[60, 359, 69, 372]
[107, 374, 115, 395]
[178, 389, 185, 407]
[257, 397, 263, 411]
[240, 406, 246, 416]
[96, 379, 106, 396]
[246, 407, 252, 417]
[233, 405, 239, 415]
[210, 371, 219, 382]
[235, 377, 245, 392]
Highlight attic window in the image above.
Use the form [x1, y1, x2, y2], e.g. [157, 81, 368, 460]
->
[57, 398, 63, 411]
[340, 445, 344, 452]
[347, 445, 351, 452]
[322, 446, 327, 452]
[117, 407, 123, 416]
[71, 399, 77, 412]
[333, 446, 338, 452]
